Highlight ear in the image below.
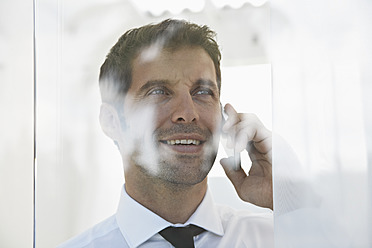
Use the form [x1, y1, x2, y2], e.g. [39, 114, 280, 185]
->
[99, 103, 123, 141]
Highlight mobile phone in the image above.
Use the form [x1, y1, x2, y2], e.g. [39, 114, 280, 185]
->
[220, 104, 241, 170]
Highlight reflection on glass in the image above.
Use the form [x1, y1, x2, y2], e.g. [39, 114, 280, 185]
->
[35, 1, 272, 247]
[33, 0, 372, 247]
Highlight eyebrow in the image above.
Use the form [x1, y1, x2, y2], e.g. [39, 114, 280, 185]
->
[194, 79, 219, 92]
[138, 80, 171, 95]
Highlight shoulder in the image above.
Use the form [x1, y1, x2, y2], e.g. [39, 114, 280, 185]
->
[57, 215, 126, 248]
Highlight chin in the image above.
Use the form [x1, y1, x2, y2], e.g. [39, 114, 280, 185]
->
[156, 153, 217, 186]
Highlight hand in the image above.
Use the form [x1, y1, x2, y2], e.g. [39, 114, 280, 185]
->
[220, 103, 273, 210]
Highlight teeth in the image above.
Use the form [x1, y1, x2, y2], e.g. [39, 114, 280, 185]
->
[166, 139, 200, 145]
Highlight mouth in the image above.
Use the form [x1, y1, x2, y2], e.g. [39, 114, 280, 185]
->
[159, 137, 205, 154]
[160, 139, 202, 146]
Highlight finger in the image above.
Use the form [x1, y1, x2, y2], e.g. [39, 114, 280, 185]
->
[247, 141, 272, 165]
[253, 133, 272, 150]
[235, 114, 270, 142]
[235, 126, 272, 154]
[248, 154, 272, 176]
[220, 157, 246, 190]
[234, 124, 257, 153]
[233, 118, 272, 154]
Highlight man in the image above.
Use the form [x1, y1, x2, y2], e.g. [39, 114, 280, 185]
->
[59, 19, 273, 248]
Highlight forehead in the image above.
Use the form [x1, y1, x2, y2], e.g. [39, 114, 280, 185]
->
[130, 46, 217, 91]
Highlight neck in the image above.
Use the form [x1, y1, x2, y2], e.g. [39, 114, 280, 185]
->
[124, 165, 208, 224]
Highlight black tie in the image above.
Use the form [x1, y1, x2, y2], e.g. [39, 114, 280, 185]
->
[159, 224, 205, 248]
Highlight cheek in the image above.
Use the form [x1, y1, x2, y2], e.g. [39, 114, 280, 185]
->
[124, 97, 169, 132]
[124, 103, 158, 133]
[199, 107, 222, 132]
[149, 106, 170, 128]
[124, 96, 159, 126]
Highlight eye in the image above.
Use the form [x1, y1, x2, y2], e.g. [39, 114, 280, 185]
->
[148, 88, 166, 95]
[194, 88, 213, 96]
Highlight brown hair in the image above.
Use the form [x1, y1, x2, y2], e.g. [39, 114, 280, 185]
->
[99, 19, 221, 109]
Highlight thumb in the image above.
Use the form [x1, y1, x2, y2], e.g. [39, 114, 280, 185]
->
[220, 157, 246, 193]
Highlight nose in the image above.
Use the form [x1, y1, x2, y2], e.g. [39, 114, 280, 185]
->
[171, 93, 199, 123]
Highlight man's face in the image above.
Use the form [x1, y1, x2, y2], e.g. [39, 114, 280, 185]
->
[122, 46, 222, 185]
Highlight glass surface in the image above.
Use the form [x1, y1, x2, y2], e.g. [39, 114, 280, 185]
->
[34, 1, 271, 247]
[271, 0, 372, 247]
[0, 1, 34, 248]
[3, 0, 369, 247]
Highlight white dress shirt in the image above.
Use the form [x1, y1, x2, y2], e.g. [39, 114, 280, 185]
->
[58, 185, 273, 248]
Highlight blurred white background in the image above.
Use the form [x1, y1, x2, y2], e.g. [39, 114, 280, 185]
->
[1, 0, 371, 247]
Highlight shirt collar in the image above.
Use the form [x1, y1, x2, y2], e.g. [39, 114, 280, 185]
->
[116, 185, 224, 248]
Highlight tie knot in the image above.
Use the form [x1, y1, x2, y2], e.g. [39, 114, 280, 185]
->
[159, 224, 205, 248]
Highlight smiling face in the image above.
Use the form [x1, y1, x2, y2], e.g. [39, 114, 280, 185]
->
[122, 46, 222, 186]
